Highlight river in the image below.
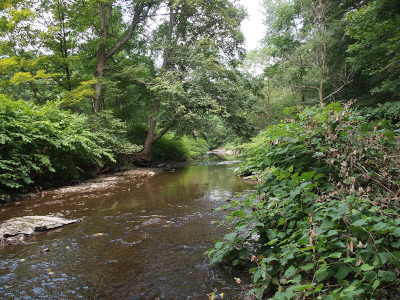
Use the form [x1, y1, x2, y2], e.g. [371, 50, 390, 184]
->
[0, 155, 255, 299]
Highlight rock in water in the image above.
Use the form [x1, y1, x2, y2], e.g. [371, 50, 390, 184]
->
[0, 215, 81, 246]
[142, 218, 162, 226]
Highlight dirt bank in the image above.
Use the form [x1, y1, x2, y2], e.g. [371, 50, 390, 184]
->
[9, 167, 164, 204]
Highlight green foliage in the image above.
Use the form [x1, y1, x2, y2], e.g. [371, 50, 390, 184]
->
[260, 0, 400, 108]
[128, 124, 209, 162]
[359, 101, 400, 129]
[346, 0, 400, 100]
[180, 135, 209, 159]
[207, 103, 400, 299]
[150, 133, 209, 162]
[0, 94, 138, 199]
[151, 133, 188, 162]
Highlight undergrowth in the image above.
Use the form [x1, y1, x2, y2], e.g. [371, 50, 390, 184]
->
[0, 95, 140, 200]
[207, 102, 400, 299]
[128, 124, 209, 162]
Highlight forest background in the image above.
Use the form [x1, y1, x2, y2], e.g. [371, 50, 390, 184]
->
[1, 0, 398, 198]
[1, 0, 400, 298]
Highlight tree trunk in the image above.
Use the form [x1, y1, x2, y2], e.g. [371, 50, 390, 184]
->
[137, 121, 172, 164]
[93, 56, 106, 113]
[92, 1, 111, 114]
[137, 99, 159, 164]
[137, 97, 172, 164]
[316, 0, 327, 107]
[92, 1, 151, 114]
[137, 6, 176, 164]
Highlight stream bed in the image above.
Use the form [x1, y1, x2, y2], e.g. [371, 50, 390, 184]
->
[0, 155, 255, 299]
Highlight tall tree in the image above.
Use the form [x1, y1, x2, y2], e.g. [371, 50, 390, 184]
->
[92, 0, 158, 114]
[0, 0, 96, 105]
[136, 0, 248, 163]
[261, 0, 357, 106]
[345, 0, 400, 102]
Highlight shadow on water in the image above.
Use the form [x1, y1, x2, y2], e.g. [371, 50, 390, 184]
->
[0, 156, 256, 299]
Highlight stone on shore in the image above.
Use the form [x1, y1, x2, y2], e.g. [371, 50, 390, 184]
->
[0, 215, 81, 246]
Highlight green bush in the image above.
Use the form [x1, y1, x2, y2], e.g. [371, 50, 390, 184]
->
[359, 101, 400, 129]
[150, 132, 188, 162]
[180, 135, 209, 158]
[128, 124, 209, 162]
[0, 95, 138, 199]
[207, 103, 400, 299]
[151, 133, 209, 162]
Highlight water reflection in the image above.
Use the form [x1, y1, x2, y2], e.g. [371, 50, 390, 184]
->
[0, 157, 255, 299]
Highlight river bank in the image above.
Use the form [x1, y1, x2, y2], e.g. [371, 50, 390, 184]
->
[3, 166, 165, 206]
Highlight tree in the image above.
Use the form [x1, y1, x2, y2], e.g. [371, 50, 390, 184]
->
[345, 0, 400, 102]
[0, 0, 258, 165]
[298, 0, 329, 106]
[0, 0, 55, 104]
[135, 0, 249, 163]
[260, 0, 357, 107]
[92, 0, 159, 114]
[0, 0, 96, 106]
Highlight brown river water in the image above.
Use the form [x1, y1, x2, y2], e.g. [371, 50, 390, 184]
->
[0, 155, 255, 299]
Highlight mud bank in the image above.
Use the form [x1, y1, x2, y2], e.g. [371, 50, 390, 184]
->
[9, 167, 164, 204]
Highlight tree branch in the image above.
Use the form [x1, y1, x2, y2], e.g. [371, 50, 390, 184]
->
[322, 80, 352, 101]
[105, 2, 154, 60]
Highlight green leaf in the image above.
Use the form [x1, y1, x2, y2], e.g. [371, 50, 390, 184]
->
[284, 265, 298, 278]
[253, 268, 264, 283]
[335, 266, 351, 280]
[393, 228, 400, 237]
[314, 283, 324, 293]
[372, 279, 380, 290]
[337, 202, 349, 214]
[267, 238, 279, 245]
[328, 252, 342, 259]
[343, 257, 356, 263]
[295, 284, 315, 292]
[327, 230, 339, 237]
[215, 241, 224, 250]
[315, 265, 329, 281]
[224, 232, 237, 242]
[391, 240, 400, 248]
[378, 252, 392, 264]
[378, 270, 397, 282]
[351, 219, 367, 227]
[359, 264, 374, 271]
[300, 263, 314, 271]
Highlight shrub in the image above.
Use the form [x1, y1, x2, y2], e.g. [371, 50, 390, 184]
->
[151, 132, 188, 162]
[128, 124, 209, 162]
[207, 103, 400, 299]
[180, 135, 209, 159]
[151, 133, 209, 162]
[359, 101, 400, 129]
[0, 95, 138, 199]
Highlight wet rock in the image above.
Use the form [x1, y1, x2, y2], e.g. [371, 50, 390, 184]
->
[142, 218, 162, 226]
[242, 175, 258, 182]
[106, 260, 118, 264]
[0, 215, 82, 246]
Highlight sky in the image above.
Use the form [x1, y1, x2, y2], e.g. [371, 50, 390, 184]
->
[239, 0, 265, 50]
